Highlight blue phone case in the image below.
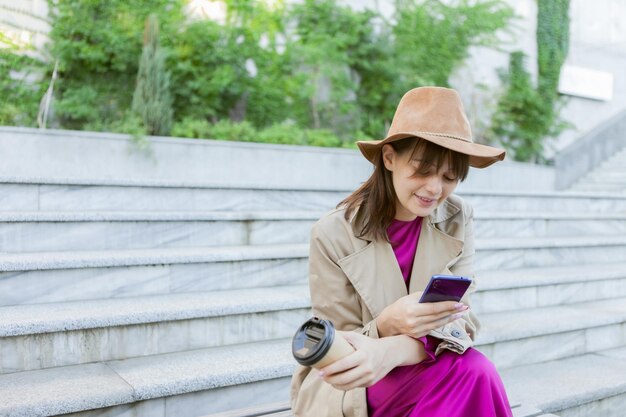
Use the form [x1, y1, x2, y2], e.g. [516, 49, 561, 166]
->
[419, 274, 472, 303]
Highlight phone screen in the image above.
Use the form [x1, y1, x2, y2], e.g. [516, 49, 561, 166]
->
[419, 274, 472, 303]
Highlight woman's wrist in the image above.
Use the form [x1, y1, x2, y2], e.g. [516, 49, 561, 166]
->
[381, 335, 428, 368]
[376, 307, 395, 337]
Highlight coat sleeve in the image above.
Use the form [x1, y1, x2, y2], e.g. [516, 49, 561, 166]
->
[307, 222, 379, 338]
[428, 201, 481, 355]
[290, 220, 374, 417]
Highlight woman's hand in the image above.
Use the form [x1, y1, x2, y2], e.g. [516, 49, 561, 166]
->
[376, 292, 469, 338]
[318, 331, 401, 391]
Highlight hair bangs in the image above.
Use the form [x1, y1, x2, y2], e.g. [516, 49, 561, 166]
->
[407, 138, 469, 182]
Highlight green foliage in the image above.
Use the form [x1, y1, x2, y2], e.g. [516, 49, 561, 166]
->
[306, 129, 342, 147]
[83, 111, 150, 154]
[357, 0, 514, 139]
[85, 111, 146, 136]
[6, 0, 525, 152]
[48, 0, 184, 128]
[170, 117, 342, 147]
[132, 14, 173, 136]
[54, 84, 100, 124]
[537, 0, 570, 104]
[490, 1, 571, 162]
[490, 52, 550, 162]
[171, 117, 213, 139]
[208, 119, 257, 142]
[256, 122, 306, 145]
[169, 1, 293, 129]
[0, 44, 45, 126]
[393, 0, 514, 88]
[286, 0, 368, 135]
[223, 0, 293, 129]
[169, 20, 253, 123]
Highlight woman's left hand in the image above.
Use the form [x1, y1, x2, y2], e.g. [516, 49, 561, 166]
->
[318, 331, 397, 391]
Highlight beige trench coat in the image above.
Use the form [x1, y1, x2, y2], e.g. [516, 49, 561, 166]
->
[290, 194, 480, 417]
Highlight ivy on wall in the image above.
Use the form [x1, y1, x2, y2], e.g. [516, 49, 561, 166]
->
[490, 0, 571, 163]
[537, 0, 570, 105]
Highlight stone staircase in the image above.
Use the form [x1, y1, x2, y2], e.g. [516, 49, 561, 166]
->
[570, 145, 626, 193]
[0, 176, 625, 417]
[1, 125, 626, 417]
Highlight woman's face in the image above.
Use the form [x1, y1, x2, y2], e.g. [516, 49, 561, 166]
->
[382, 143, 460, 221]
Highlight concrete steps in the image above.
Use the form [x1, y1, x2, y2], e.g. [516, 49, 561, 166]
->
[3, 210, 626, 253]
[473, 262, 626, 314]
[2, 285, 625, 374]
[0, 340, 294, 417]
[3, 318, 625, 416]
[570, 146, 626, 194]
[10, 126, 626, 417]
[0, 211, 320, 252]
[0, 179, 351, 212]
[4, 177, 626, 213]
[501, 346, 626, 417]
[0, 155, 623, 415]
[0, 286, 310, 374]
[3, 236, 626, 306]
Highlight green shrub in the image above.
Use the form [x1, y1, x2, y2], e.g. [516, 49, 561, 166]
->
[348, 0, 514, 140]
[171, 117, 212, 139]
[29, 0, 522, 154]
[48, 0, 184, 128]
[83, 112, 150, 153]
[208, 120, 257, 142]
[305, 129, 342, 147]
[168, 20, 247, 123]
[54, 84, 101, 125]
[256, 122, 306, 145]
[0, 44, 45, 126]
[132, 14, 173, 136]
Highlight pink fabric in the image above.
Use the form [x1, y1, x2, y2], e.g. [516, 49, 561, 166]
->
[365, 217, 513, 417]
[386, 217, 423, 287]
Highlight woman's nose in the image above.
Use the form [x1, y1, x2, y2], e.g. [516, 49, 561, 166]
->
[424, 175, 443, 195]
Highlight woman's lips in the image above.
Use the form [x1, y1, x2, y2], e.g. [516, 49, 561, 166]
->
[415, 194, 436, 207]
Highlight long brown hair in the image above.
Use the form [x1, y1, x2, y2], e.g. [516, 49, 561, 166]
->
[338, 137, 469, 241]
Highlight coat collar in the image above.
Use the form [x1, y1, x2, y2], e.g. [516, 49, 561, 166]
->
[339, 198, 464, 319]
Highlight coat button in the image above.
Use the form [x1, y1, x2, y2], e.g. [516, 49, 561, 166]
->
[451, 329, 461, 338]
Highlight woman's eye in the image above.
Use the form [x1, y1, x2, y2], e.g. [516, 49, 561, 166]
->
[444, 176, 457, 182]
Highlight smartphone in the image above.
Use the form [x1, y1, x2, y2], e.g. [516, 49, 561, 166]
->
[419, 274, 472, 303]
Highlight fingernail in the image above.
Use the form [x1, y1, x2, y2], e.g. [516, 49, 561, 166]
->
[454, 303, 465, 310]
[318, 371, 325, 377]
[452, 312, 464, 319]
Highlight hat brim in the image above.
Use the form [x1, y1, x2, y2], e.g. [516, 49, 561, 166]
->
[357, 133, 506, 169]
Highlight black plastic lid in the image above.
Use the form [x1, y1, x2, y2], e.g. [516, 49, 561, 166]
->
[291, 317, 335, 367]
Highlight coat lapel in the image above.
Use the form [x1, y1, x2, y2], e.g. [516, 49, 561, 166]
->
[408, 199, 464, 293]
[407, 219, 463, 294]
[337, 239, 407, 319]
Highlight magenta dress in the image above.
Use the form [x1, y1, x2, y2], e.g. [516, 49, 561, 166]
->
[366, 217, 513, 417]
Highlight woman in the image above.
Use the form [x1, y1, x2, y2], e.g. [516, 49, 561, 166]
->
[290, 86, 513, 417]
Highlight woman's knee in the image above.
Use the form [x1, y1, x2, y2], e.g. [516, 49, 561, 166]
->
[457, 348, 499, 380]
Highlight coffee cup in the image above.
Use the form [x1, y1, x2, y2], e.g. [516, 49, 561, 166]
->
[292, 317, 355, 369]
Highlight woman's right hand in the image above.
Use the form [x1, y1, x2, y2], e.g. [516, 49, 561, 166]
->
[376, 292, 469, 338]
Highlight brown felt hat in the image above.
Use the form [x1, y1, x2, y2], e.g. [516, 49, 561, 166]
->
[357, 86, 506, 168]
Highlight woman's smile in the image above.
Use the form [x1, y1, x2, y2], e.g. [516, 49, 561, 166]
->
[414, 194, 437, 207]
